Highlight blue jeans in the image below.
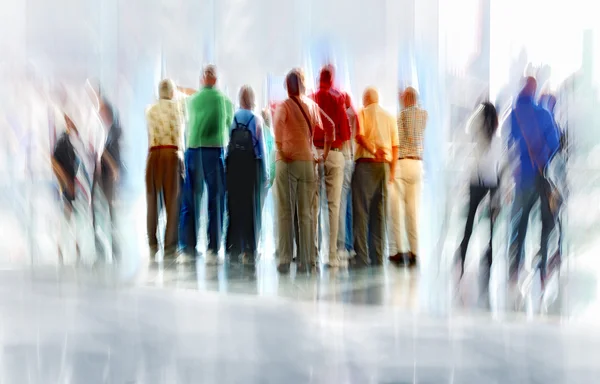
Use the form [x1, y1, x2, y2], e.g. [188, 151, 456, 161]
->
[179, 147, 226, 254]
[337, 159, 354, 251]
[509, 173, 555, 281]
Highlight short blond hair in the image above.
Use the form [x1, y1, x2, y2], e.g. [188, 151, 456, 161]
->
[158, 79, 174, 99]
[239, 85, 255, 110]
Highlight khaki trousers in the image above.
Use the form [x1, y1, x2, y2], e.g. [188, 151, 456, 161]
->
[387, 159, 422, 255]
[313, 150, 345, 263]
[275, 160, 317, 265]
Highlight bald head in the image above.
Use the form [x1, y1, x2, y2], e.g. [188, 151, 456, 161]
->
[362, 87, 379, 107]
[202, 64, 217, 87]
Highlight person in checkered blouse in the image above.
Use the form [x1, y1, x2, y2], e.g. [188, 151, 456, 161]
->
[388, 87, 427, 268]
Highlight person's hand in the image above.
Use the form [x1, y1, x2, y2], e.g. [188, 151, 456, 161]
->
[374, 148, 386, 161]
[179, 158, 186, 179]
[112, 168, 120, 182]
[388, 172, 395, 184]
[314, 154, 326, 164]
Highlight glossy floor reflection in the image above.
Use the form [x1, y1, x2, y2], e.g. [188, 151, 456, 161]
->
[1, 267, 600, 383]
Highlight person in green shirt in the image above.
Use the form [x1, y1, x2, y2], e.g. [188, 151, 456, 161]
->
[179, 65, 234, 265]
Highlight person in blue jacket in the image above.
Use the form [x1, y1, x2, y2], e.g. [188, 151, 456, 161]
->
[507, 77, 560, 289]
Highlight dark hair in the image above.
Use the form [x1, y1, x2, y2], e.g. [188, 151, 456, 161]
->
[319, 66, 333, 85]
[285, 69, 303, 97]
[481, 101, 498, 143]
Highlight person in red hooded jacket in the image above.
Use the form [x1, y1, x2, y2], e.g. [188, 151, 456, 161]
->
[310, 65, 352, 268]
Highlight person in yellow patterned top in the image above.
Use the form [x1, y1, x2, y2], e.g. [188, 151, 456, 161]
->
[145, 79, 186, 260]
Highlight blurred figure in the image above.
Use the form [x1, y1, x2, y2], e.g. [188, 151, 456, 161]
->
[52, 83, 105, 264]
[310, 66, 350, 267]
[261, 107, 277, 251]
[508, 77, 561, 289]
[274, 68, 332, 274]
[51, 112, 81, 263]
[352, 87, 399, 268]
[388, 87, 427, 267]
[225, 85, 266, 264]
[179, 65, 234, 265]
[261, 108, 276, 191]
[456, 102, 503, 281]
[539, 93, 567, 275]
[145, 79, 185, 260]
[339, 92, 358, 260]
[95, 87, 123, 261]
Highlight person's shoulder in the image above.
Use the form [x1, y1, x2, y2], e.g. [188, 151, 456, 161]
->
[146, 102, 160, 116]
[301, 95, 317, 106]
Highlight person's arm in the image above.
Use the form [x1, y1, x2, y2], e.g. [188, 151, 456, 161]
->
[177, 86, 196, 96]
[355, 109, 377, 156]
[339, 97, 352, 142]
[316, 105, 334, 162]
[273, 104, 288, 161]
[390, 115, 400, 181]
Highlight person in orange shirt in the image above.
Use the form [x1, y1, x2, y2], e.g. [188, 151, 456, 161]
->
[273, 68, 334, 274]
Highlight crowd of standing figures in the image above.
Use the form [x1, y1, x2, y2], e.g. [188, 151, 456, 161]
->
[51, 64, 567, 293]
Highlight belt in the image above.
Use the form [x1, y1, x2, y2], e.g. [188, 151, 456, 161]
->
[150, 145, 178, 151]
[399, 156, 422, 161]
[316, 147, 341, 152]
[356, 158, 387, 163]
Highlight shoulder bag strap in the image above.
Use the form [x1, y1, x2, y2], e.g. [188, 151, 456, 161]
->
[290, 96, 313, 138]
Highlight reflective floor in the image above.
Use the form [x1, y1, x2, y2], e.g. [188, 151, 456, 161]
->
[2, 185, 600, 382]
[1, 264, 600, 383]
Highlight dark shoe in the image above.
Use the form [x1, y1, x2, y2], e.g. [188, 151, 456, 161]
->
[408, 253, 418, 268]
[277, 263, 291, 274]
[388, 253, 404, 264]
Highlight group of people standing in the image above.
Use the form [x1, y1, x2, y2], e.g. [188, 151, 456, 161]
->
[145, 64, 428, 273]
[49, 63, 566, 288]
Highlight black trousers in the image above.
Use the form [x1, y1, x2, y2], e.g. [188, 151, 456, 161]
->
[226, 157, 264, 256]
[459, 185, 499, 270]
[509, 173, 555, 280]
